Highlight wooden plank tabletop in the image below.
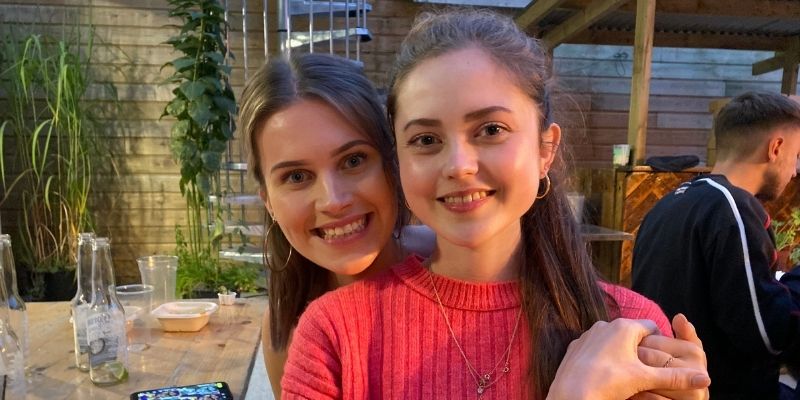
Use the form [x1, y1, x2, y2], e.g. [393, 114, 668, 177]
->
[26, 297, 267, 400]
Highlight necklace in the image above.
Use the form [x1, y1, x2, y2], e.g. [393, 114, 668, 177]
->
[428, 271, 523, 397]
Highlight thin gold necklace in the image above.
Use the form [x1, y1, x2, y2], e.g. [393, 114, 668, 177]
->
[427, 271, 523, 397]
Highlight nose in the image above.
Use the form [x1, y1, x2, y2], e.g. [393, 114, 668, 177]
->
[444, 140, 479, 179]
[316, 172, 353, 215]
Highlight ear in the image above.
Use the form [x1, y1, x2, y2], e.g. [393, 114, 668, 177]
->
[539, 122, 562, 178]
[766, 135, 784, 163]
[259, 188, 274, 219]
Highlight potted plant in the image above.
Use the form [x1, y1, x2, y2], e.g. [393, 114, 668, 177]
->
[0, 29, 116, 300]
[774, 207, 800, 270]
[217, 285, 236, 305]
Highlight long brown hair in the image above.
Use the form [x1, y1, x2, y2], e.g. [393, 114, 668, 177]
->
[240, 53, 406, 350]
[387, 9, 613, 398]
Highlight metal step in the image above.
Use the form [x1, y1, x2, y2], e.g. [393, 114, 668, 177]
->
[289, 27, 371, 48]
[224, 223, 264, 237]
[289, 1, 371, 17]
[208, 194, 262, 206]
[223, 162, 248, 171]
[219, 245, 264, 264]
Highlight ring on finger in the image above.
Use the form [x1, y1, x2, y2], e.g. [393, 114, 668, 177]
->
[662, 356, 675, 368]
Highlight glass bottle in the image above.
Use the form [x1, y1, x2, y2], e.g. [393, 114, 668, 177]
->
[0, 237, 26, 398]
[86, 237, 128, 385]
[70, 232, 95, 372]
[0, 234, 27, 367]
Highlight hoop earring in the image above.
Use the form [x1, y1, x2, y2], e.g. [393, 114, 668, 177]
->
[264, 219, 293, 271]
[536, 174, 551, 199]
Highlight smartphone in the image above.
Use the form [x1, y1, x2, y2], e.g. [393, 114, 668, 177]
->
[129, 381, 234, 400]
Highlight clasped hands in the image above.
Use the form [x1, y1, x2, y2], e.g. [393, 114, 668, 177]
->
[548, 314, 710, 400]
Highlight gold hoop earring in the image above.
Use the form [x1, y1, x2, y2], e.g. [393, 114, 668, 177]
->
[264, 219, 293, 271]
[536, 174, 551, 199]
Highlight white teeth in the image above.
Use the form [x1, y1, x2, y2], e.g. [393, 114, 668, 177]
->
[320, 216, 367, 240]
[444, 191, 488, 204]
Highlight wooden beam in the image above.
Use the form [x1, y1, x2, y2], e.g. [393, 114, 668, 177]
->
[568, 29, 794, 51]
[562, 0, 800, 19]
[753, 37, 800, 76]
[542, 0, 631, 49]
[626, 0, 656, 165]
[515, 0, 567, 32]
[781, 64, 798, 95]
[753, 52, 787, 75]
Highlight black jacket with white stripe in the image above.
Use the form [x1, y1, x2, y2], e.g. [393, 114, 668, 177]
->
[632, 174, 800, 399]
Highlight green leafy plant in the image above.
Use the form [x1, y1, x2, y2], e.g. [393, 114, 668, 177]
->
[0, 30, 115, 291]
[162, 0, 235, 253]
[775, 207, 800, 266]
[161, 0, 260, 297]
[175, 227, 259, 298]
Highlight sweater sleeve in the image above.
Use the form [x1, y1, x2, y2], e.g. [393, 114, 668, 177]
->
[602, 282, 674, 337]
[708, 196, 800, 357]
[281, 298, 343, 399]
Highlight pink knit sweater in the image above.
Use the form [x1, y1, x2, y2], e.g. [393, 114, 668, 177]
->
[282, 255, 671, 399]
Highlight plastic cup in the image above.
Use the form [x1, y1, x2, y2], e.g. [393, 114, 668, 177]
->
[612, 144, 631, 167]
[137, 255, 178, 308]
[115, 284, 154, 351]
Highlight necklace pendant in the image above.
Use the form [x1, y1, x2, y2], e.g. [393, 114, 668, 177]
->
[502, 364, 510, 374]
[477, 386, 484, 395]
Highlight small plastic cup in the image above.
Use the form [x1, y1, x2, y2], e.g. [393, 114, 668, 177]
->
[612, 144, 631, 167]
[116, 284, 154, 352]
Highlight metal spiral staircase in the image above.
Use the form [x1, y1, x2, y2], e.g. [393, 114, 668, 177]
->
[214, 0, 372, 264]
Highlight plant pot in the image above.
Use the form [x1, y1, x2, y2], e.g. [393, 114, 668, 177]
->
[218, 292, 237, 306]
[43, 270, 77, 301]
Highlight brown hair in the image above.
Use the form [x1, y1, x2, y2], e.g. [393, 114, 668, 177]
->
[715, 91, 800, 160]
[239, 53, 406, 350]
[387, 9, 612, 398]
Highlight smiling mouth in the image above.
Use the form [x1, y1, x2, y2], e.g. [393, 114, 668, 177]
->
[438, 190, 495, 204]
[314, 215, 369, 241]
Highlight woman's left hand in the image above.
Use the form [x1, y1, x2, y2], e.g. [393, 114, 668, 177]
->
[632, 313, 709, 400]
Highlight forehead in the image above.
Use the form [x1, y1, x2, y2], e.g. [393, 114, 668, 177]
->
[395, 47, 538, 121]
[258, 99, 370, 163]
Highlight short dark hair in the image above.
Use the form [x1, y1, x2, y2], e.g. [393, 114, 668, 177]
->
[715, 91, 800, 160]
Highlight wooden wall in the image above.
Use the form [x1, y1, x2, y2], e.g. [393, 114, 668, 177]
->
[0, 0, 796, 284]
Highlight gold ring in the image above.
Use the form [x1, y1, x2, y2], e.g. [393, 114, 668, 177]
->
[662, 356, 675, 368]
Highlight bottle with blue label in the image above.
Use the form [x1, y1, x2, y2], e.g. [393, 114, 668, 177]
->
[86, 237, 128, 385]
[0, 236, 27, 398]
[70, 232, 95, 372]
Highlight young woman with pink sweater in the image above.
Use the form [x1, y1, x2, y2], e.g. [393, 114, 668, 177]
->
[279, 9, 709, 400]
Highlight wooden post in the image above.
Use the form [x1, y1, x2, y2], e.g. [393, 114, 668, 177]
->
[626, 0, 656, 165]
[782, 63, 798, 95]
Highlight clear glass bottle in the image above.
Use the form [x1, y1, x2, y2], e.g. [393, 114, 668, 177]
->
[70, 232, 95, 372]
[0, 234, 27, 367]
[86, 237, 128, 385]
[0, 237, 27, 398]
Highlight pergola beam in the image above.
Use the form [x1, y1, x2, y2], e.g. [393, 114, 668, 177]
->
[562, 0, 800, 19]
[626, 0, 656, 166]
[542, 0, 631, 49]
[752, 38, 800, 95]
[515, 0, 567, 32]
[568, 30, 795, 51]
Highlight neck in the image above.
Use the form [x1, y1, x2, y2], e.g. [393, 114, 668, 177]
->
[711, 157, 763, 196]
[430, 222, 522, 282]
[332, 237, 404, 287]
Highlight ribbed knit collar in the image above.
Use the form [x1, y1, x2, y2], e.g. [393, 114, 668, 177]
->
[392, 255, 521, 311]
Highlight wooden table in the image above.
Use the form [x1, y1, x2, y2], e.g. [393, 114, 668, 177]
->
[26, 297, 267, 399]
[580, 224, 635, 284]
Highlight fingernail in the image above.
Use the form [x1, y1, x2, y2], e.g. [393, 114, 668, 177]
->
[691, 374, 711, 388]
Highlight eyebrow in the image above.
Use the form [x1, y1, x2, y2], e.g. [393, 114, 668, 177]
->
[269, 139, 372, 174]
[402, 106, 513, 132]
